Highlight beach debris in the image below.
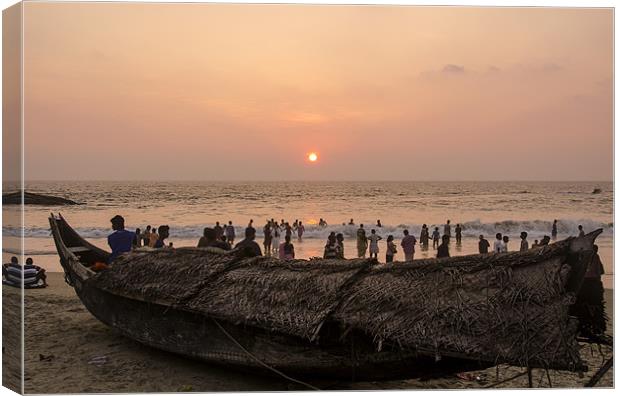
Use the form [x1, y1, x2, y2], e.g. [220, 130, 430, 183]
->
[87, 355, 108, 366]
[38, 354, 54, 362]
[592, 188, 602, 194]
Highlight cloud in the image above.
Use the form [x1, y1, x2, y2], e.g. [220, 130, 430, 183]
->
[542, 63, 563, 72]
[442, 64, 465, 74]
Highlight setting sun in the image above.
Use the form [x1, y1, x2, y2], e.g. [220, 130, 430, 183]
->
[308, 152, 318, 162]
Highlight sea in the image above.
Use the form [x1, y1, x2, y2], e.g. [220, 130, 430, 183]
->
[2, 181, 614, 288]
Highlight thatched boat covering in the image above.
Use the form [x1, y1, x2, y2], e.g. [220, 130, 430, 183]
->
[93, 234, 600, 372]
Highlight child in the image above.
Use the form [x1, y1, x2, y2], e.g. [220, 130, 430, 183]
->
[432, 227, 440, 249]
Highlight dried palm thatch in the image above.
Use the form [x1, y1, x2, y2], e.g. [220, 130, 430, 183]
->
[93, 234, 601, 372]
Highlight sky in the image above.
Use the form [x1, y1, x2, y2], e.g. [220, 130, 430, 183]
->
[13, 3, 614, 181]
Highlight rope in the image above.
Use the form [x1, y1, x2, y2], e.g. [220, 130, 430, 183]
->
[211, 318, 321, 391]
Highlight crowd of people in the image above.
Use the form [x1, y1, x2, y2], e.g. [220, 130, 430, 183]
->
[107, 215, 592, 266]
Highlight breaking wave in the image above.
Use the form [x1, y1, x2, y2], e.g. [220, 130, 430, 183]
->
[3, 218, 613, 240]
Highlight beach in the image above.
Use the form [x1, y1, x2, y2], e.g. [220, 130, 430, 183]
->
[2, 272, 613, 392]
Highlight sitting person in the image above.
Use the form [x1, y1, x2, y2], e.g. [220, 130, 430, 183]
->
[3, 256, 47, 287]
[234, 227, 262, 258]
[198, 227, 231, 251]
[153, 225, 170, 248]
[107, 215, 135, 263]
[24, 258, 47, 287]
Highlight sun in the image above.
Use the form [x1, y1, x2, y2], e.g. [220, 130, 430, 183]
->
[308, 152, 318, 162]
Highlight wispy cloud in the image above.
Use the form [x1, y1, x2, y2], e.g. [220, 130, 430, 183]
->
[442, 64, 465, 74]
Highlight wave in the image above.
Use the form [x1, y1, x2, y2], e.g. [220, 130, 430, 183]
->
[3, 218, 613, 240]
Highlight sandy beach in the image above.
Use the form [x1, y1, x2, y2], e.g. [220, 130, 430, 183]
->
[2, 272, 613, 393]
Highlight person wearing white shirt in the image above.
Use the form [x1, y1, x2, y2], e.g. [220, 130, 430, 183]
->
[493, 233, 504, 253]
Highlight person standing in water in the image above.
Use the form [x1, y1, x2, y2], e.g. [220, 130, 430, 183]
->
[376, 220, 382, 228]
[323, 234, 340, 259]
[297, 221, 305, 241]
[356, 224, 368, 258]
[284, 222, 293, 239]
[367, 229, 382, 259]
[214, 221, 223, 240]
[225, 221, 236, 246]
[444, 220, 451, 243]
[386, 235, 397, 263]
[493, 233, 504, 253]
[455, 224, 462, 245]
[520, 232, 529, 251]
[502, 236, 509, 252]
[437, 235, 450, 258]
[133, 228, 142, 248]
[578, 225, 585, 237]
[148, 227, 159, 248]
[142, 225, 151, 247]
[278, 235, 295, 260]
[478, 235, 490, 254]
[271, 221, 281, 255]
[349, 219, 355, 226]
[432, 227, 440, 249]
[420, 224, 430, 249]
[551, 220, 558, 240]
[263, 222, 272, 257]
[400, 229, 417, 261]
[336, 233, 345, 259]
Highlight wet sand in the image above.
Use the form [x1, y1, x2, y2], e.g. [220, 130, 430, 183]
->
[3, 272, 613, 393]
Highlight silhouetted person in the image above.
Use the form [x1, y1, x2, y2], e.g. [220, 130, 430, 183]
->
[578, 224, 585, 237]
[432, 227, 440, 249]
[368, 229, 382, 259]
[225, 221, 236, 245]
[455, 224, 462, 244]
[357, 224, 368, 258]
[131, 228, 141, 248]
[279, 235, 295, 260]
[437, 235, 450, 258]
[107, 215, 135, 263]
[444, 220, 451, 243]
[336, 233, 345, 259]
[493, 233, 504, 253]
[401, 229, 417, 261]
[214, 221, 223, 240]
[235, 227, 262, 257]
[386, 235, 397, 263]
[551, 220, 558, 240]
[198, 227, 230, 250]
[153, 225, 169, 248]
[478, 235, 490, 254]
[502, 235, 509, 252]
[520, 232, 529, 251]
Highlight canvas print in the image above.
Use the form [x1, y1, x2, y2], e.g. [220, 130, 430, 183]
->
[2, 2, 614, 393]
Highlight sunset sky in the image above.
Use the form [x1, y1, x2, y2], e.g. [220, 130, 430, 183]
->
[17, 3, 613, 181]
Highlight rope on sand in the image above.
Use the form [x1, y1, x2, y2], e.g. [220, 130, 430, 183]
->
[212, 318, 321, 391]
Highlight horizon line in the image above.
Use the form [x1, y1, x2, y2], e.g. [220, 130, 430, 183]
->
[4, 179, 614, 183]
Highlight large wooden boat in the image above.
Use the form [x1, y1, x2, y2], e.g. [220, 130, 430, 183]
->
[49, 214, 604, 382]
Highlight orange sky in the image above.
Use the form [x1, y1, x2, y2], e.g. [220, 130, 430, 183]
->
[18, 3, 612, 181]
